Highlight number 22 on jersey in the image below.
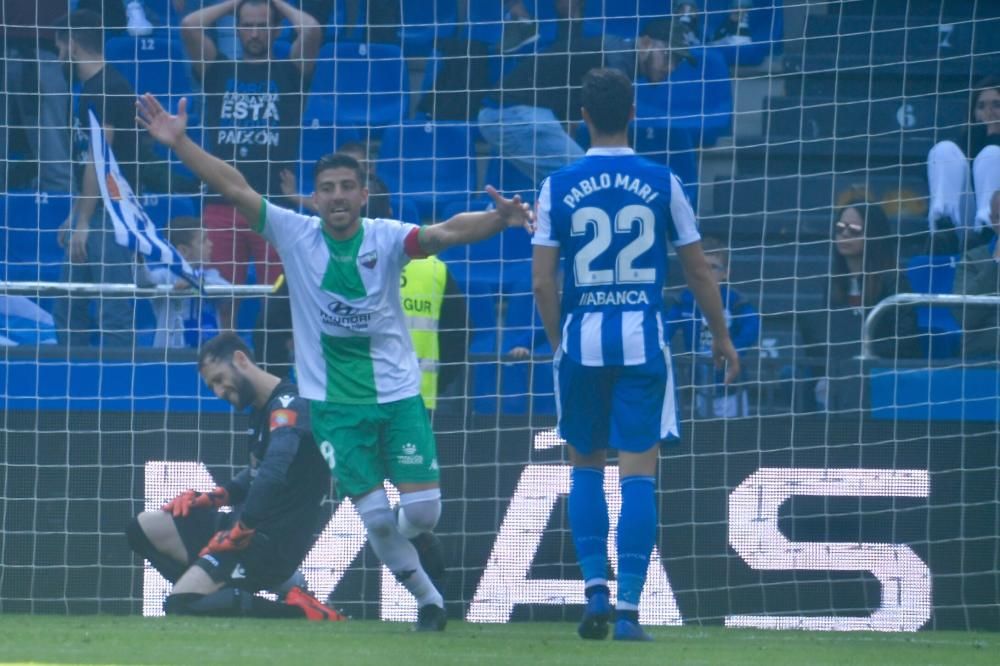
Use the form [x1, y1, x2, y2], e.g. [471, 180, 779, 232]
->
[570, 205, 657, 286]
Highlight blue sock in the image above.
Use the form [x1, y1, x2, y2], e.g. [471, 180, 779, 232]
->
[616, 475, 656, 610]
[568, 467, 609, 587]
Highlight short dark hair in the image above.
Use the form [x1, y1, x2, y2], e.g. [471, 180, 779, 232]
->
[641, 17, 693, 65]
[166, 216, 203, 248]
[54, 10, 105, 55]
[314, 152, 366, 185]
[198, 332, 255, 369]
[236, 0, 278, 25]
[582, 68, 634, 135]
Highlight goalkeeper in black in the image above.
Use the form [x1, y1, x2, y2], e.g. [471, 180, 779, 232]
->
[125, 333, 343, 620]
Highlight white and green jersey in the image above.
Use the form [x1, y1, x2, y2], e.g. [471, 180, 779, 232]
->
[257, 200, 422, 404]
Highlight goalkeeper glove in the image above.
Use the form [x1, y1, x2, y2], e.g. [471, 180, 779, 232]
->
[200, 521, 256, 557]
[162, 487, 229, 518]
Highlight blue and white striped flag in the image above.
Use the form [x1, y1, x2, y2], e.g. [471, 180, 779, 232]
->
[88, 110, 201, 288]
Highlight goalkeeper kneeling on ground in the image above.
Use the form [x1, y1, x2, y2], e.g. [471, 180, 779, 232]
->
[125, 333, 344, 621]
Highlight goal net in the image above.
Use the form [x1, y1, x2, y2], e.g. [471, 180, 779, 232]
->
[1, 0, 998, 631]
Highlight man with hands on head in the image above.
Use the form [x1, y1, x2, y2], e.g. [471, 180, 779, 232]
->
[136, 92, 534, 631]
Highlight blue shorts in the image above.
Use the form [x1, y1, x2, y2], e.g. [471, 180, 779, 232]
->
[554, 349, 679, 454]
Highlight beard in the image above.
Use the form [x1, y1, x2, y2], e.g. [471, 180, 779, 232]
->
[232, 371, 258, 410]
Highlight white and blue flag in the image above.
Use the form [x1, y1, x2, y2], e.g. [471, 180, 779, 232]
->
[88, 110, 201, 288]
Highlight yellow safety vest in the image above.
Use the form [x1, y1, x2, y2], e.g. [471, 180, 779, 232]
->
[400, 256, 447, 410]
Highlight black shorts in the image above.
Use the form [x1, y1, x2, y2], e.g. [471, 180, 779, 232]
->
[173, 508, 303, 592]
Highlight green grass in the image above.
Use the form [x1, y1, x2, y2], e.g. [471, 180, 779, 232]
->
[0, 616, 996, 666]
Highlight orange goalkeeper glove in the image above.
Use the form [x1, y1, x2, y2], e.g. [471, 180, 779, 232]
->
[162, 487, 229, 518]
[199, 521, 256, 557]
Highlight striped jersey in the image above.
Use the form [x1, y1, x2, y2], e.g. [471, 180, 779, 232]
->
[257, 200, 422, 404]
[532, 147, 700, 366]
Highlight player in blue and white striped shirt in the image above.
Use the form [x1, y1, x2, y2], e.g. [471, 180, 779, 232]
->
[532, 68, 740, 642]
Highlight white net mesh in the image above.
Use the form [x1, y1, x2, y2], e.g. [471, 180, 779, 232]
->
[1, 0, 998, 631]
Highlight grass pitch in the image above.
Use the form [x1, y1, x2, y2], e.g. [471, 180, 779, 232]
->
[0, 615, 996, 665]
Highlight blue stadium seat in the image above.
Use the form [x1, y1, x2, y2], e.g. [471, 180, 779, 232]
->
[483, 153, 540, 204]
[354, 0, 457, 54]
[303, 42, 409, 129]
[466, 0, 540, 48]
[105, 37, 196, 115]
[304, 0, 350, 42]
[1, 192, 72, 283]
[299, 125, 364, 165]
[401, 0, 458, 55]
[385, 195, 422, 225]
[582, 0, 643, 39]
[438, 231, 501, 295]
[906, 254, 962, 359]
[375, 121, 476, 222]
[437, 200, 533, 293]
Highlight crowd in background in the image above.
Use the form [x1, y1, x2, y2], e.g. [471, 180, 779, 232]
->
[1, 0, 998, 417]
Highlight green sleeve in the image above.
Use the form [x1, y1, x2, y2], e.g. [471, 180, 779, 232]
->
[252, 197, 268, 234]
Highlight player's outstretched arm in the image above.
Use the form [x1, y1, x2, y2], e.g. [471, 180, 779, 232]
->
[677, 241, 741, 383]
[417, 185, 534, 256]
[136, 94, 262, 224]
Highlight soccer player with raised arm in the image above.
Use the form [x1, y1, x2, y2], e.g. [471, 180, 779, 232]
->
[531, 68, 740, 641]
[136, 93, 533, 631]
[126, 333, 342, 620]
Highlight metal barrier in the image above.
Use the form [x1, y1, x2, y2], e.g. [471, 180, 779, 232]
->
[0, 281, 275, 297]
[861, 292, 1000, 360]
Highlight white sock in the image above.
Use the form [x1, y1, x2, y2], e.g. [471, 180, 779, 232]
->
[355, 490, 443, 608]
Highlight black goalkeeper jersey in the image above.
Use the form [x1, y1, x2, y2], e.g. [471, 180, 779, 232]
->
[222, 381, 329, 537]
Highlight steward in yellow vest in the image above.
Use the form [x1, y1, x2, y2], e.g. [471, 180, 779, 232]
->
[400, 256, 467, 412]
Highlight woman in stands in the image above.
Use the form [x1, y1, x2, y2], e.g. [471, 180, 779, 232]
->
[800, 197, 918, 409]
[927, 76, 1000, 252]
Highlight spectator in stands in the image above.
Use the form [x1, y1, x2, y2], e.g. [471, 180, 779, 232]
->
[52, 9, 140, 348]
[172, 1, 329, 59]
[926, 76, 1000, 253]
[799, 198, 919, 408]
[710, 1, 754, 46]
[674, 1, 702, 46]
[181, 0, 321, 326]
[141, 216, 232, 348]
[666, 236, 759, 417]
[477, 18, 683, 182]
[951, 189, 1000, 360]
[0, 0, 72, 192]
